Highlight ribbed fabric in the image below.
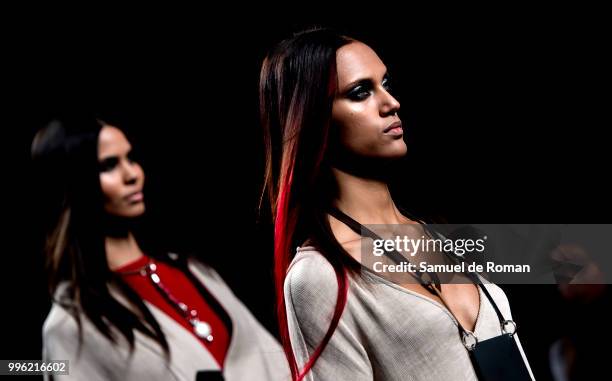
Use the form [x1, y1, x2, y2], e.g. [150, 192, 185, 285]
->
[285, 246, 535, 381]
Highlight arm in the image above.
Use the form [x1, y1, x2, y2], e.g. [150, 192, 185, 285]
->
[42, 306, 111, 381]
[284, 253, 373, 381]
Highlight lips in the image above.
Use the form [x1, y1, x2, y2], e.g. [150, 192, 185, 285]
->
[383, 121, 403, 134]
[124, 191, 144, 203]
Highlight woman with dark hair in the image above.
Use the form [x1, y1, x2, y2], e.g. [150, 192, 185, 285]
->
[34, 114, 288, 380]
[259, 28, 534, 380]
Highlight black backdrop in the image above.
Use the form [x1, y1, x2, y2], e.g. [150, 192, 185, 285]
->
[2, 12, 609, 381]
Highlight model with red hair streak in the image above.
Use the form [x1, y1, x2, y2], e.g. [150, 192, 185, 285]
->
[259, 28, 534, 381]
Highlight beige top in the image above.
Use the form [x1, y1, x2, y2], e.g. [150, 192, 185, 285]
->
[285, 246, 535, 381]
[43, 258, 290, 381]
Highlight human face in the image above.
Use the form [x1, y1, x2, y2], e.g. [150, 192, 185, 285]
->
[98, 125, 145, 217]
[332, 42, 406, 159]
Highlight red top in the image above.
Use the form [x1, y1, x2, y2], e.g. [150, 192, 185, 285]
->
[115, 255, 230, 368]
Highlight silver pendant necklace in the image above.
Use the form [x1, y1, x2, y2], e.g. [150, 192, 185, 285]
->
[119, 260, 214, 342]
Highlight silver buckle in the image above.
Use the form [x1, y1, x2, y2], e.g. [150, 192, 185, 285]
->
[501, 320, 517, 336]
[462, 331, 478, 351]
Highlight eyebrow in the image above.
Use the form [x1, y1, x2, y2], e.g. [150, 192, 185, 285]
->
[98, 147, 132, 162]
[341, 72, 390, 94]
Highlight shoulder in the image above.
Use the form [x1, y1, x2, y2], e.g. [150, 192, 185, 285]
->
[284, 247, 340, 309]
[286, 247, 338, 288]
[42, 298, 95, 361]
[186, 256, 248, 312]
[187, 256, 230, 289]
[43, 302, 78, 340]
[43, 283, 80, 339]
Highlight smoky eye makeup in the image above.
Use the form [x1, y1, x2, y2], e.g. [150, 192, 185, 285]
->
[382, 74, 393, 92]
[99, 157, 119, 172]
[345, 73, 394, 101]
[126, 150, 138, 163]
[346, 80, 374, 101]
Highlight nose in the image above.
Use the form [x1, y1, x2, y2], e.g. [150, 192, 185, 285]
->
[121, 160, 139, 185]
[379, 88, 400, 117]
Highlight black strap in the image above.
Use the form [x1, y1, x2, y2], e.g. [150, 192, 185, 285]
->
[328, 206, 508, 330]
[424, 226, 508, 325]
[476, 280, 506, 325]
[328, 207, 441, 294]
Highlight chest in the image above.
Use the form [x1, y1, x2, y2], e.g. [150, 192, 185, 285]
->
[397, 282, 481, 332]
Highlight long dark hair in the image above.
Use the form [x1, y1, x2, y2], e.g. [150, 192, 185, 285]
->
[259, 28, 364, 380]
[31, 113, 169, 355]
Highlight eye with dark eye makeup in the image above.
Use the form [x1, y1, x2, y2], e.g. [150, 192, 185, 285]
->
[126, 150, 139, 164]
[347, 80, 374, 101]
[346, 74, 394, 102]
[99, 157, 119, 173]
[382, 75, 393, 93]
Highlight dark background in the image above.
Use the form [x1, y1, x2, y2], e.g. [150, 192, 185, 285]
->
[1, 9, 609, 380]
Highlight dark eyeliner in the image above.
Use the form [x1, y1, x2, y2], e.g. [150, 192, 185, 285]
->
[382, 74, 392, 92]
[347, 80, 373, 101]
[99, 157, 118, 172]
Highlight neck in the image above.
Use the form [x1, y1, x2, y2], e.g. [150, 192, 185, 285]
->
[106, 231, 144, 270]
[331, 167, 407, 225]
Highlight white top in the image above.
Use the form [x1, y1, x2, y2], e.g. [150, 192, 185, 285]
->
[285, 246, 535, 381]
[43, 259, 289, 381]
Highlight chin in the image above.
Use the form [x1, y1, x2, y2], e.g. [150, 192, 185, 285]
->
[384, 144, 408, 158]
[122, 205, 146, 218]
